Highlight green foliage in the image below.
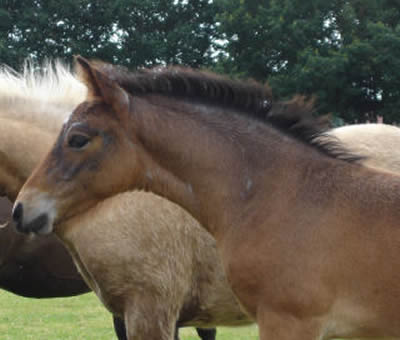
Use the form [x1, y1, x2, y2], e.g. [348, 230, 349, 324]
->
[0, 0, 219, 70]
[2, 0, 400, 123]
[216, 0, 400, 123]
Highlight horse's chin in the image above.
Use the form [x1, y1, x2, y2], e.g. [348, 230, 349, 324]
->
[34, 221, 54, 235]
[31, 213, 55, 235]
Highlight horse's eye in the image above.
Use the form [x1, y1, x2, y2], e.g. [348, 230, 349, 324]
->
[67, 134, 90, 149]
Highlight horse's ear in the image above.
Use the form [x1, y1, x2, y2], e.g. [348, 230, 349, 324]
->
[74, 55, 130, 115]
[75, 56, 102, 99]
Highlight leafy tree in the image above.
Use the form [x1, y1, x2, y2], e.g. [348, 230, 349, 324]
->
[3, 0, 400, 123]
[0, 0, 219, 70]
[216, 0, 400, 123]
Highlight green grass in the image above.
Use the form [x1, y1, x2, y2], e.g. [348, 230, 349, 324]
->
[0, 290, 258, 339]
[0, 290, 115, 339]
[0, 290, 393, 339]
[180, 326, 258, 340]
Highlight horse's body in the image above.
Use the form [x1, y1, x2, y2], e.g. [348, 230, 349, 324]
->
[15, 57, 400, 339]
[0, 61, 260, 339]
[326, 123, 400, 173]
[60, 191, 250, 339]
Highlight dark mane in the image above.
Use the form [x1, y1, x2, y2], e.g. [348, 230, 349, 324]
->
[93, 63, 363, 163]
[267, 96, 364, 163]
[94, 62, 273, 119]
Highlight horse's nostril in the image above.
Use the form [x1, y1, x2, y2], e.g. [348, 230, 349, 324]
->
[12, 202, 23, 224]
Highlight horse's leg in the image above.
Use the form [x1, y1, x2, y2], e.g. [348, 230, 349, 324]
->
[196, 328, 217, 340]
[174, 326, 179, 340]
[113, 316, 128, 340]
[174, 327, 216, 340]
[124, 298, 178, 340]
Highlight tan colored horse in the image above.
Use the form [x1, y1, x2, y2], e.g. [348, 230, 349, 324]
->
[0, 61, 254, 339]
[60, 191, 250, 339]
[14, 57, 400, 339]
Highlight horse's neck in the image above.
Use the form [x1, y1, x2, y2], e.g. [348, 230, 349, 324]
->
[130, 97, 302, 237]
[0, 117, 56, 200]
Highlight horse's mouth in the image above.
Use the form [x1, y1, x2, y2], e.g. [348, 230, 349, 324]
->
[16, 213, 50, 235]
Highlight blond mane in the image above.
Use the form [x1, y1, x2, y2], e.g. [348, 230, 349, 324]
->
[0, 59, 87, 132]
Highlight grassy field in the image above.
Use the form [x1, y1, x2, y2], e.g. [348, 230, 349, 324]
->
[0, 290, 258, 339]
[0, 290, 393, 340]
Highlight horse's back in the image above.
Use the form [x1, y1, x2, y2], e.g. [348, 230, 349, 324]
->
[328, 123, 400, 173]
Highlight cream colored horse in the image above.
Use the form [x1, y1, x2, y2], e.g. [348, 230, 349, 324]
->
[327, 123, 400, 173]
[0, 60, 86, 200]
[0, 61, 250, 339]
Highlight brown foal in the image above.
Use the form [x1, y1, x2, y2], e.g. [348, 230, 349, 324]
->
[14, 57, 400, 339]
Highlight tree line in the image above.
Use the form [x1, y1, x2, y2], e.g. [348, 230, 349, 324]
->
[1, 0, 399, 123]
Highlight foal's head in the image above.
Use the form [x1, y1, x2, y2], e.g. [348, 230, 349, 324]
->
[13, 57, 144, 234]
[12, 57, 339, 235]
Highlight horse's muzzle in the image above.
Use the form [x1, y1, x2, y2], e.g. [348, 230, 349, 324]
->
[12, 202, 49, 234]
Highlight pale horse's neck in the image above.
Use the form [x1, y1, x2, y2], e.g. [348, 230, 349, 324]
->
[130, 96, 276, 238]
[0, 111, 61, 201]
